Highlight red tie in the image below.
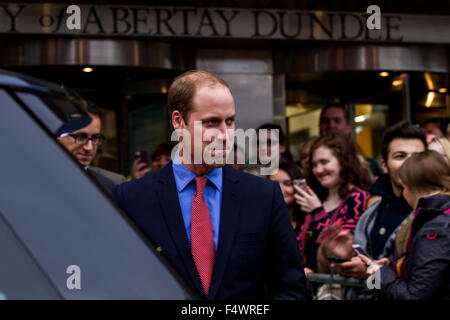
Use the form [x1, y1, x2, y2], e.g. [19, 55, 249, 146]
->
[191, 176, 215, 296]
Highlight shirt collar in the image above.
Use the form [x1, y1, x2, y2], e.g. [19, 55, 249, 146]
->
[172, 154, 223, 192]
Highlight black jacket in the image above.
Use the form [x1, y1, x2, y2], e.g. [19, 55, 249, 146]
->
[114, 163, 312, 300]
[380, 194, 450, 300]
[367, 174, 412, 259]
[87, 167, 116, 195]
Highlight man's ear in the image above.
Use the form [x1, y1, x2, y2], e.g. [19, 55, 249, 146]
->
[171, 110, 184, 130]
[381, 159, 389, 174]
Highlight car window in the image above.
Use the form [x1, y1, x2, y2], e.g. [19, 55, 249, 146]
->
[0, 89, 196, 299]
[15, 92, 64, 133]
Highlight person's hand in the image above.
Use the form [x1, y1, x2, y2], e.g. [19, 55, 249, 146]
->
[131, 159, 151, 179]
[331, 256, 368, 280]
[320, 228, 354, 261]
[304, 267, 314, 277]
[358, 255, 390, 276]
[294, 185, 322, 213]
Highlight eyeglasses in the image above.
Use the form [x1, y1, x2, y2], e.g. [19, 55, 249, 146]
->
[68, 133, 104, 146]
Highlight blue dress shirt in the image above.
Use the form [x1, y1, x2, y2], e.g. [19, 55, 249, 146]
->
[172, 157, 223, 251]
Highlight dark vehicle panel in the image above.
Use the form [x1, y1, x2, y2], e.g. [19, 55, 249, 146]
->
[0, 78, 196, 300]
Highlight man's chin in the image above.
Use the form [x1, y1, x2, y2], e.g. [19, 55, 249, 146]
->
[203, 158, 227, 168]
[208, 162, 226, 168]
[76, 156, 92, 167]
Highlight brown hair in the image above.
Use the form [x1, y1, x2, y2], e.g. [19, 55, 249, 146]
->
[167, 70, 231, 123]
[151, 142, 176, 162]
[399, 150, 450, 196]
[307, 133, 372, 201]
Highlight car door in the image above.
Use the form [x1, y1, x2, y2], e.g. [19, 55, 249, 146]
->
[0, 85, 197, 300]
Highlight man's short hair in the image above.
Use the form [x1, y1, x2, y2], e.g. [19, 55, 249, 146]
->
[151, 142, 176, 162]
[423, 117, 450, 135]
[85, 100, 102, 117]
[381, 120, 427, 161]
[167, 70, 231, 123]
[319, 103, 350, 123]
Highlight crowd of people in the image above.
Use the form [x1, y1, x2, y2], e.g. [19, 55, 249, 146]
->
[262, 116, 449, 300]
[58, 70, 449, 300]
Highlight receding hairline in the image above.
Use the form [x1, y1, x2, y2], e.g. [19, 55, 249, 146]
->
[171, 70, 231, 92]
[168, 70, 232, 122]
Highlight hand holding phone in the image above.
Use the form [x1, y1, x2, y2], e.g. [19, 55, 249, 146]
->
[135, 150, 149, 168]
[352, 244, 373, 260]
[132, 150, 151, 179]
[293, 178, 308, 191]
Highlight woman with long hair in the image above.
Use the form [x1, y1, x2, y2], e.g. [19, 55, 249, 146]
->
[360, 150, 450, 299]
[294, 133, 372, 272]
[269, 161, 314, 276]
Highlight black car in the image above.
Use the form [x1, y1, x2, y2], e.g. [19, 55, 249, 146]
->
[0, 69, 197, 300]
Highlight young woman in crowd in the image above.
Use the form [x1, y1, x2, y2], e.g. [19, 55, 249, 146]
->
[360, 150, 450, 300]
[269, 161, 314, 276]
[294, 133, 372, 272]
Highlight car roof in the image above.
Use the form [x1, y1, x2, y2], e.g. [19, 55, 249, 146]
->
[0, 68, 68, 95]
[0, 68, 93, 135]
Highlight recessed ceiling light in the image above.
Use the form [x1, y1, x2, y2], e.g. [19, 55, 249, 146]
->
[379, 72, 389, 77]
[438, 88, 447, 93]
[82, 67, 93, 73]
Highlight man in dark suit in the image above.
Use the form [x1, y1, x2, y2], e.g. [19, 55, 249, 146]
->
[57, 102, 126, 194]
[113, 70, 311, 300]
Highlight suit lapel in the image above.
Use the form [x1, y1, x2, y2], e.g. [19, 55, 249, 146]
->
[155, 163, 205, 295]
[208, 165, 241, 299]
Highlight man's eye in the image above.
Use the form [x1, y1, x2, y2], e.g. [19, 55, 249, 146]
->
[226, 118, 235, 125]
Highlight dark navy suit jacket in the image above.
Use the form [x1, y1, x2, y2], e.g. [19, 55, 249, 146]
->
[113, 163, 312, 300]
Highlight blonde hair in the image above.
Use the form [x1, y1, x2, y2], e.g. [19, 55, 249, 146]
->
[429, 136, 450, 160]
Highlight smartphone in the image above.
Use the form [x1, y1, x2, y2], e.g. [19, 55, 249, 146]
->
[352, 244, 372, 259]
[135, 150, 149, 168]
[327, 255, 348, 264]
[293, 178, 308, 191]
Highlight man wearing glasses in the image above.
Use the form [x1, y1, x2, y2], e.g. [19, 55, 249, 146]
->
[57, 103, 124, 194]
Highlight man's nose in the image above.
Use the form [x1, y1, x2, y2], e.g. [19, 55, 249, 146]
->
[217, 123, 233, 141]
[83, 139, 94, 151]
